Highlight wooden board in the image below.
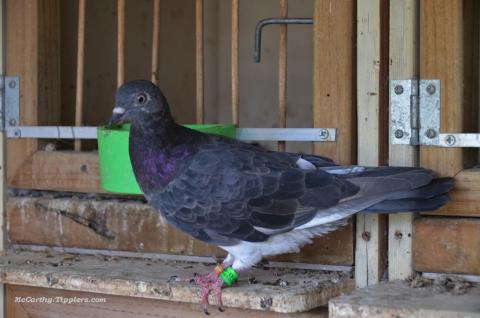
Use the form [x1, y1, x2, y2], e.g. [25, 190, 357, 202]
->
[9, 151, 103, 193]
[355, 0, 388, 288]
[0, 250, 354, 313]
[419, 0, 479, 176]
[329, 281, 480, 318]
[7, 285, 329, 318]
[413, 217, 480, 275]
[423, 168, 480, 217]
[7, 196, 354, 265]
[387, 0, 420, 280]
[312, 0, 355, 165]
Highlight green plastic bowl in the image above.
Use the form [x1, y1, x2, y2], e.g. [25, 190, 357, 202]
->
[97, 124, 236, 194]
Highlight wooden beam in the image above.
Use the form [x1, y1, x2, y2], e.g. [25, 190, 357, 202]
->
[9, 151, 103, 193]
[74, 0, 86, 151]
[388, 0, 419, 280]
[420, 0, 479, 176]
[277, 0, 287, 152]
[355, 0, 388, 288]
[195, 0, 204, 124]
[117, 0, 125, 87]
[7, 196, 354, 265]
[413, 217, 480, 275]
[312, 0, 355, 165]
[151, 0, 160, 85]
[231, 0, 239, 125]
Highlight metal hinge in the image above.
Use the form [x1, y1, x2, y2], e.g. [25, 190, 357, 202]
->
[390, 79, 480, 148]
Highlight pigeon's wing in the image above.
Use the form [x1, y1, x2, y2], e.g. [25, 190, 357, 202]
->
[151, 140, 358, 246]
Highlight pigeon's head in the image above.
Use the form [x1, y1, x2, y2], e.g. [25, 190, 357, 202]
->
[108, 80, 172, 127]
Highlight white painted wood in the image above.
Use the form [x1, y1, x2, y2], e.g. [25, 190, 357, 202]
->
[355, 0, 383, 288]
[388, 0, 419, 280]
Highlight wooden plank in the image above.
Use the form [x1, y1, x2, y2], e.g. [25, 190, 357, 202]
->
[7, 196, 353, 265]
[388, 0, 419, 280]
[195, 0, 204, 124]
[9, 151, 103, 193]
[0, 250, 354, 313]
[355, 0, 388, 288]
[7, 285, 329, 318]
[423, 169, 480, 217]
[151, 0, 161, 84]
[277, 0, 287, 152]
[231, 0, 239, 125]
[6, 0, 39, 183]
[420, 0, 479, 176]
[312, 0, 355, 165]
[413, 217, 480, 275]
[329, 281, 480, 318]
[74, 0, 86, 151]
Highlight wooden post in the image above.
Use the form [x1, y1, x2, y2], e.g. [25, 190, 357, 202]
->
[0, 0, 6, 314]
[151, 0, 160, 85]
[74, 0, 86, 151]
[277, 0, 287, 152]
[231, 0, 239, 126]
[195, 0, 204, 124]
[117, 0, 125, 88]
[388, 0, 419, 280]
[355, 0, 388, 287]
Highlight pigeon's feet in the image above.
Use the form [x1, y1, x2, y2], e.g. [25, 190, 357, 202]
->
[194, 267, 225, 315]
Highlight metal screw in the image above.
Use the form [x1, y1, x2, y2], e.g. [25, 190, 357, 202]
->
[394, 129, 404, 139]
[394, 85, 404, 95]
[394, 230, 403, 240]
[444, 134, 456, 146]
[13, 129, 21, 137]
[425, 128, 437, 139]
[319, 129, 329, 140]
[426, 83, 436, 95]
[361, 231, 371, 242]
[8, 118, 16, 126]
[8, 80, 16, 89]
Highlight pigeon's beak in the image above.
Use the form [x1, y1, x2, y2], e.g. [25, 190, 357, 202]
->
[107, 106, 126, 128]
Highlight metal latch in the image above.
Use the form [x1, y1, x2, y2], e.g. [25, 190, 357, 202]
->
[390, 79, 480, 148]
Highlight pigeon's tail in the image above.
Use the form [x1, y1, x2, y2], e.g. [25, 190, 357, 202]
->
[362, 177, 453, 213]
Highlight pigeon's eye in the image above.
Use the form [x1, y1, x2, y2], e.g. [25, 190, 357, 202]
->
[135, 93, 148, 105]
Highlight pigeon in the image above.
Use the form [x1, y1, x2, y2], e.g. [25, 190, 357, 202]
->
[108, 80, 453, 314]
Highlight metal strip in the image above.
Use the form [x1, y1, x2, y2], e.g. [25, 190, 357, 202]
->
[4, 76, 19, 128]
[6, 126, 337, 142]
[6, 126, 98, 139]
[237, 128, 336, 141]
[436, 133, 480, 148]
[422, 272, 480, 284]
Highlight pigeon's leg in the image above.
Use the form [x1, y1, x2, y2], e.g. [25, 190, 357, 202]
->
[222, 253, 234, 268]
[194, 270, 224, 315]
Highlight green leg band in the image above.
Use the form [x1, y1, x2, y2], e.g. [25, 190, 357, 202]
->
[219, 267, 238, 286]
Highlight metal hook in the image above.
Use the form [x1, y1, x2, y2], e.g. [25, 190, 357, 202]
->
[254, 18, 313, 63]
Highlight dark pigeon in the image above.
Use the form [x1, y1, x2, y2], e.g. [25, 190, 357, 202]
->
[108, 80, 453, 271]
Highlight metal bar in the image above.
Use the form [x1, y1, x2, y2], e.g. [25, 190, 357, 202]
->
[6, 126, 98, 139]
[254, 18, 312, 63]
[151, 0, 160, 84]
[6, 126, 336, 142]
[422, 272, 480, 284]
[277, 0, 288, 152]
[75, 0, 86, 151]
[436, 133, 480, 147]
[195, 0, 204, 124]
[236, 128, 336, 141]
[231, 0, 239, 125]
[117, 0, 126, 87]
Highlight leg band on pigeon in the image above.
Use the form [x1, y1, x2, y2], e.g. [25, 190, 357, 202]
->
[219, 267, 238, 286]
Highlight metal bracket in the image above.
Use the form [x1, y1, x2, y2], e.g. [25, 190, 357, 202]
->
[1, 76, 20, 129]
[391, 79, 480, 148]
